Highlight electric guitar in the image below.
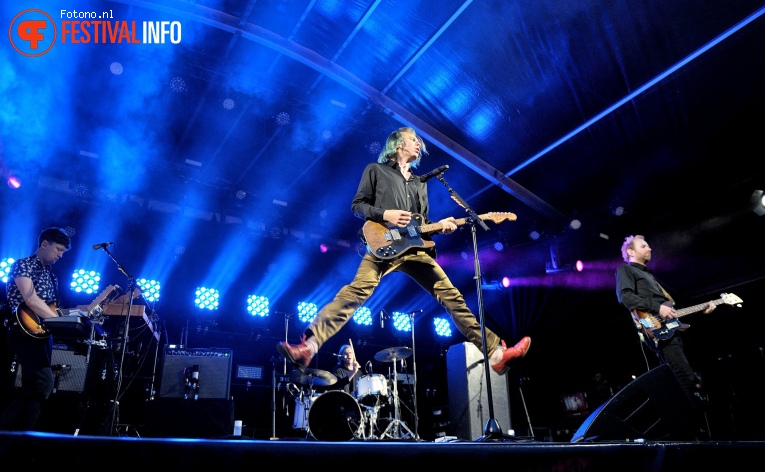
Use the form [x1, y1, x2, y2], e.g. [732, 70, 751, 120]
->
[362, 212, 516, 260]
[632, 292, 742, 341]
[15, 284, 120, 339]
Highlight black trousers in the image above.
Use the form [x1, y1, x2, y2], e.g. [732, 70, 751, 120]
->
[0, 326, 54, 431]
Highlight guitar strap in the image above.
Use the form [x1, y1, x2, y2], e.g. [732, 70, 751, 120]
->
[655, 278, 674, 304]
[656, 278, 692, 332]
[629, 273, 675, 332]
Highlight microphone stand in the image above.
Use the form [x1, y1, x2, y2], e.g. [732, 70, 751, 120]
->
[408, 310, 422, 440]
[270, 356, 279, 440]
[147, 319, 163, 401]
[271, 311, 291, 440]
[96, 244, 142, 436]
[431, 174, 514, 442]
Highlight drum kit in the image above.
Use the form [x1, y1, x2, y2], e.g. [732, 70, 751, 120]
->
[288, 346, 416, 441]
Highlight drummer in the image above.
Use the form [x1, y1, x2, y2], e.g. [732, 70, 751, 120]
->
[326, 344, 361, 394]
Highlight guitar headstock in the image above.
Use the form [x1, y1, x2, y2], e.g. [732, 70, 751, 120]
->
[720, 292, 743, 306]
[482, 212, 517, 224]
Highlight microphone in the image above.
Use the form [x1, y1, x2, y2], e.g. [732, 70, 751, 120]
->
[92, 242, 114, 250]
[419, 165, 449, 183]
[380, 310, 385, 328]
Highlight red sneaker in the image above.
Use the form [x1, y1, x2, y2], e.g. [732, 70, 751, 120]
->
[490, 336, 531, 375]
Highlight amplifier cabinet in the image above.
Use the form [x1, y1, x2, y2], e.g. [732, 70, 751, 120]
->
[15, 345, 89, 393]
[158, 347, 233, 400]
[447, 342, 512, 440]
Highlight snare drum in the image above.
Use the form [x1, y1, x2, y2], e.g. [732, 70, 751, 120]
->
[356, 374, 388, 407]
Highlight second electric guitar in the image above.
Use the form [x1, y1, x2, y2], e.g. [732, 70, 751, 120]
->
[632, 292, 742, 341]
[362, 212, 516, 260]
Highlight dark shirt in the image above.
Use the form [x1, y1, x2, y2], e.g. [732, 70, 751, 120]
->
[351, 160, 430, 224]
[616, 262, 708, 425]
[6, 254, 59, 311]
[615, 262, 669, 316]
[329, 364, 360, 394]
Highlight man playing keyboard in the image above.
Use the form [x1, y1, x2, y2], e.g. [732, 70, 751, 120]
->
[0, 227, 71, 431]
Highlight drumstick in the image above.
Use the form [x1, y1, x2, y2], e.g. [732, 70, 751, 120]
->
[348, 338, 356, 364]
[348, 338, 359, 371]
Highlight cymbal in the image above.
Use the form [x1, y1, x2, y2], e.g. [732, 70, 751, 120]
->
[374, 346, 412, 362]
[288, 368, 337, 387]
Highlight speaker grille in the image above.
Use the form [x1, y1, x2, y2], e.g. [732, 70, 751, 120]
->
[15, 347, 89, 393]
[158, 347, 233, 400]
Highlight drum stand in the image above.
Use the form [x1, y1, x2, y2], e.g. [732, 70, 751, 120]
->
[358, 396, 386, 439]
[358, 405, 376, 439]
[380, 361, 414, 440]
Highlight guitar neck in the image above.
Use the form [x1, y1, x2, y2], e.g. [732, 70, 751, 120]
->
[675, 298, 722, 318]
[418, 213, 490, 234]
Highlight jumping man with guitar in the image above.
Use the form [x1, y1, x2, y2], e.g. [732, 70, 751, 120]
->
[0, 227, 71, 431]
[616, 234, 742, 439]
[277, 126, 530, 377]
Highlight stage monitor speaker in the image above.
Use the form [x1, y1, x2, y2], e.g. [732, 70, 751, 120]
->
[159, 347, 232, 400]
[15, 345, 89, 393]
[447, 342, 511, 440]
[571, 364, 696, 442]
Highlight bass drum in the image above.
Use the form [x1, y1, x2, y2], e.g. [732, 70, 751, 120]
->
[308, 390, 362, 441]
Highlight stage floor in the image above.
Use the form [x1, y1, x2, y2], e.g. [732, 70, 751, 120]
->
[2, 430, 764, 472]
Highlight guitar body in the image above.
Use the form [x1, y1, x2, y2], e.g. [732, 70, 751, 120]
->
[363, 214, 434, 259]
[633, 303, 687, 341]
[15, 302, 56, 339]
[362, 211, 516, 260]
[13, 285, 120, 339]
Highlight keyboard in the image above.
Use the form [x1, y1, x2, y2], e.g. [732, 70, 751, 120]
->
[43, 310, 91, 339]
